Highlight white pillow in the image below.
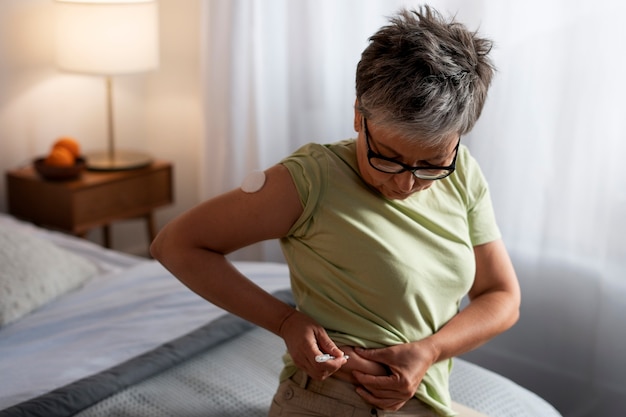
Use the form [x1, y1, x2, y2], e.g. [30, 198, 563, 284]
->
[0, 227, 98, 326]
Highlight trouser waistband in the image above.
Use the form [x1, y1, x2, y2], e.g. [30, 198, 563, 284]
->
[287, 369, 438, 417]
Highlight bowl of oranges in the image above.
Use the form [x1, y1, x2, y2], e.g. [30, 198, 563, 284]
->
[34, 137, 86, 181]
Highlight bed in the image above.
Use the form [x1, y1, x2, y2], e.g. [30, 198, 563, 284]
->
[0, 213, 562, 417]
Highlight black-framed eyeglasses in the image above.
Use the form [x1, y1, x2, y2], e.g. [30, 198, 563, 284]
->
[363, 118, 460, 181]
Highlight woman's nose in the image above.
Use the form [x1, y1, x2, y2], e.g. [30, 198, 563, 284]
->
[393, 171, 416, 192]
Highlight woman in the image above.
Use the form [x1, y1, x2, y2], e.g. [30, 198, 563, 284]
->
[151, 6, 520, 417]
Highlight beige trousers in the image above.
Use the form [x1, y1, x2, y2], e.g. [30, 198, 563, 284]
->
[268, 369, 488, 417]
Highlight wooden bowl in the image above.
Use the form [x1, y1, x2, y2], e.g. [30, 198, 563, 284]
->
[34, 157, 86, 181]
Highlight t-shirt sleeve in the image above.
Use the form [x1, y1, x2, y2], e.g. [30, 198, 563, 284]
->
[457, 147, 502, 246]
[280, 143, 328, 237]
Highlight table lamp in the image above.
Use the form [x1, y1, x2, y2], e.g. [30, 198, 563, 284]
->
[54, 0, 159, 171]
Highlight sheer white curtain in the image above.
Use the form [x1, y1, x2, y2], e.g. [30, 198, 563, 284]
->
[200, 0, 404, 197]
[463, 0, 626, 276]
[200, 0, 626, 277]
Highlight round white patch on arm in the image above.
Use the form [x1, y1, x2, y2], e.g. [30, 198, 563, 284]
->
[241, 170, 266, 193]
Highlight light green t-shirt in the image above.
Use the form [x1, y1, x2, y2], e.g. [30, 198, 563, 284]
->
[279, 139, 501, 416]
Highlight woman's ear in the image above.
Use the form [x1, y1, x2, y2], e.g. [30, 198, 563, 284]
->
[354, 99, 362, 132]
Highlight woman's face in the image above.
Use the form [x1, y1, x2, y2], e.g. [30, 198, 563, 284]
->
[354, 109, 459, 200]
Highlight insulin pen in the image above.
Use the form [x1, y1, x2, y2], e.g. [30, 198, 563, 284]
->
[315, 353, 350, 363]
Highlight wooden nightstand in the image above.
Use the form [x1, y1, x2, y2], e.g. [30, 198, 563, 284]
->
[6, 161, 173, 249]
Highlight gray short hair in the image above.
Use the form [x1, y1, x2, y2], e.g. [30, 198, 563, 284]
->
[355, 6, 495, 145]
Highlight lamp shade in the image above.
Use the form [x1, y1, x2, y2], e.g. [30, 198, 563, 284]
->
[55, 0, 159, 75]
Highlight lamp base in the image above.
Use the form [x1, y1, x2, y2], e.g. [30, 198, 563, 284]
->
[86, 150, 153, 171]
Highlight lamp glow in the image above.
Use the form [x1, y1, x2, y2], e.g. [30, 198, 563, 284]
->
[55, 0, 159, 170]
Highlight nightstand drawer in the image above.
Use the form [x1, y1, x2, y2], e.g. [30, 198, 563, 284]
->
[73, 167, 172, 227]
[6, 161, 173, 237]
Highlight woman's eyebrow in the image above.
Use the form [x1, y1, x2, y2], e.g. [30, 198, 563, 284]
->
[428, 149, 453, 162]
[374, 140, 402, 157]
[377, 140, 452, 164]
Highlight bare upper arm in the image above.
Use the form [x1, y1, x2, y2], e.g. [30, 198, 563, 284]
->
[469, 239, 520, 303]
[153, 164, 303, 255]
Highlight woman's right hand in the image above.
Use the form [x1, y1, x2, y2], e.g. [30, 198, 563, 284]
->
[278, 309, 348, 380]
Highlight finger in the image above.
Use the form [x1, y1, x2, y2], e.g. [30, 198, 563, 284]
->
[315, 330, 345, 359]
[352, 371, 407, 399]
[309, 366, 338, 381]
[354, 346, 388, 363]
[309, 355, 347, 380]
[307, 353, 346, 380]
[352, 370, 396, 389]
[355, 386, 407, 411]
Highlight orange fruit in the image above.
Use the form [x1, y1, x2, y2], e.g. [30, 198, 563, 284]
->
[44, 146, 75, 167]
[53, 137, 81, 158]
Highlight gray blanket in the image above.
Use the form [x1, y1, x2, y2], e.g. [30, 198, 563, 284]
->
[2, 289, 562, 417]
[0, 290, 293, 417]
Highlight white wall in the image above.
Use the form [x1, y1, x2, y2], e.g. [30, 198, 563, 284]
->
[0, 0, 204, 255]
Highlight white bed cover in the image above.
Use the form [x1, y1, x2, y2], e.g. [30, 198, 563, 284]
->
[0, 215, 291, 410]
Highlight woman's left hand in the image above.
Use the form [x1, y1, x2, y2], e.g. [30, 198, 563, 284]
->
[351, 339, 438, 411]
